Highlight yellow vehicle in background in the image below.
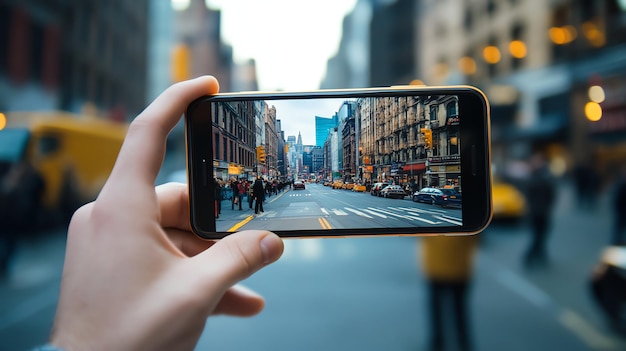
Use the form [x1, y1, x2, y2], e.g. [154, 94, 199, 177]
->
[0, 111, 127, 229]
[491, 180, 527, 221]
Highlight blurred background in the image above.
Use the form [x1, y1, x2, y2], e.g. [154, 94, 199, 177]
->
[1, 0, 626, 350]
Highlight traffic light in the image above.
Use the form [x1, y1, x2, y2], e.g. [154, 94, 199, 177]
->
[256, 145, 266, 163]
[420, 128, 432, 149]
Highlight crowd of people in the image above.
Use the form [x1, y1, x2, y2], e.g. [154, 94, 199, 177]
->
[213, 177, 294, 216]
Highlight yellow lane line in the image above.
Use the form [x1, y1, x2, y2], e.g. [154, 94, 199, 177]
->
[228, 215, 254, 232]
[318, 217, 332, 230]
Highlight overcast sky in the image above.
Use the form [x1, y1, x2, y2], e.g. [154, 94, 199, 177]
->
[206, 0, 357, 91]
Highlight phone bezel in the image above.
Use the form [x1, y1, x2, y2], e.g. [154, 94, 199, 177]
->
[185, 86, 492, 239]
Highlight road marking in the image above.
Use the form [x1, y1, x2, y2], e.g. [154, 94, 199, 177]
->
[397, 206, 447, 215]
[559, 309, 619, 350]
[433, 215, 462, 226]
[344, 208, 373, 218]
[488, 256, 621, 350]
[363, 209, 388, 218]
[318, 217, 332, 229]
[367, 207, 441, 224]
[495, 268, 552, 308]
[0, 284, 58, 330]
[321, 208, 329, 215]
[331, 209, 348, 215]
[228, 215, 254, 232]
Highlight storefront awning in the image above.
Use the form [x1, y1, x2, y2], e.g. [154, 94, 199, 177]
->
[403, 163, 426, 172]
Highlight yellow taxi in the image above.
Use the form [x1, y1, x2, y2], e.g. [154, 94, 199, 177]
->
[352, 184, 367, 192]
[491, 180, 526, 220]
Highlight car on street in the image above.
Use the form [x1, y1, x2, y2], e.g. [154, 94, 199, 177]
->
[370, 182, 388, 196]
[492, 180, 526, 220]
[352, 184, 367, 192]
[380, 185, 406, 199]
[293, 180, 305, 190]
[412, 187, 462, 208]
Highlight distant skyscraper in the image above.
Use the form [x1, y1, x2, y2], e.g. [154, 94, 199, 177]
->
[315, 114, 339, 147]
[296, 131, 303, 153]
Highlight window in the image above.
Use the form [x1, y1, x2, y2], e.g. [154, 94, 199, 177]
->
[430, 105, 438, 121]
[446, 101, 457, 118]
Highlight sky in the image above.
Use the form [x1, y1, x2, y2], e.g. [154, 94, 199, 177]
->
[205, 0, 358, 91]
[270, 98, 348, 145]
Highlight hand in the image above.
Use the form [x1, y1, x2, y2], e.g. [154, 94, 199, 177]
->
[50, 76, 284, 351]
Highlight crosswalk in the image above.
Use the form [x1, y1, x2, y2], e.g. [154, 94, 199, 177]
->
[236, 204, 462, 226]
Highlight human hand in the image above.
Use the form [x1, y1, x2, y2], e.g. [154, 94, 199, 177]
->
[49, 76, 284, 351]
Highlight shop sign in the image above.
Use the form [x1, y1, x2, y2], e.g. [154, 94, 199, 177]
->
[446, 115, 460, 126]
[446, 165, 460, 172]
[428, 155, 460, 164]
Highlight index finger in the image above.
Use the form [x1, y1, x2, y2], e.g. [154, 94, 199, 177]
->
[106, 76, 219, 194]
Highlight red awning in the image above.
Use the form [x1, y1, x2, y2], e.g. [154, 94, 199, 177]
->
[403, 163, 426, 172]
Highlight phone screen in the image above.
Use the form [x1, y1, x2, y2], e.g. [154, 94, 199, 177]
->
[186, 87, 491, 238]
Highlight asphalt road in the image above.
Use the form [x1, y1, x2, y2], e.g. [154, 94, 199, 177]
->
[216, 183, 462, 234]
[1, 182, 625, 351]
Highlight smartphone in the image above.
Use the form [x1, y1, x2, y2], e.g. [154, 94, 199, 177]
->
[185, 86, 492, 239]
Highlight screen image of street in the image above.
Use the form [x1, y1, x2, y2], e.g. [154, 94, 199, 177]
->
[210, 94, 463, 232]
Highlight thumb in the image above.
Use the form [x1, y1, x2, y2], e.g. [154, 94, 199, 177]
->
[194, 230, 284, 288]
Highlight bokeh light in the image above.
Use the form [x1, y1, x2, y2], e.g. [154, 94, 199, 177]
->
[509, 40, 527, 59]
[483, 45, 501, 64]
[585, 101, 603, 122]
[588, 85, 605, 103]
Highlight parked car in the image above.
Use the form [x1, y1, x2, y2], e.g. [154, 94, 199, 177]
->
[293, 180, 305, 190]
[380, 185, 406, 199]
[370, 182, 388, 196]
[412, 187, 462, 208]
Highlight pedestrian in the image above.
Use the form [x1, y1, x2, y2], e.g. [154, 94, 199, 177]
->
[523, 152, 557, 268]
[230, 178, 240, 210]
[419, 235, 479, 351]
[253, 177, 265, 214]
[236, 179, 245, 211]
[0, 159, 45, 278]
[248, 180, 254, 209]
[35, 76, 284, 351]
[611, 166, 626, 245]
[213, 177, 221, 218]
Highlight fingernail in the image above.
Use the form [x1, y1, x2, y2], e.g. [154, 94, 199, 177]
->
[260, 234, 283, 265]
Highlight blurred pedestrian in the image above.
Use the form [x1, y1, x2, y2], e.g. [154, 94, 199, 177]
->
[253, 177, 265, 214]
[248, 180, 254, 209]
[0, 159, 44, 277]
[573, 162, 599, 210]
[611, 166, 626, 245]
[230, 178, 240, 210]
[213, 178, 221, 219]
[524, 152, 557, 268]
[419, 235, 479, 351]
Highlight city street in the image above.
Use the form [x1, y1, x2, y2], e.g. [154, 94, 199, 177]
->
[217, 183, 462, 233]
[1, 182, 625, 351]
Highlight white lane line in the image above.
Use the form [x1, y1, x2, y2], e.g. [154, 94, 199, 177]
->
[367, 207, 441, 225]
[434, 215, 462, 226]
[363, 209, 388, 218]
[331, 209, 348, 216]
[344, 208, 373, 218]
[488, 256, 621, 350]
[559, 309, 619, 350]
[495, 268, 552, 308]
[0, 285, 59, 330]
[321, 208, 329, 215]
